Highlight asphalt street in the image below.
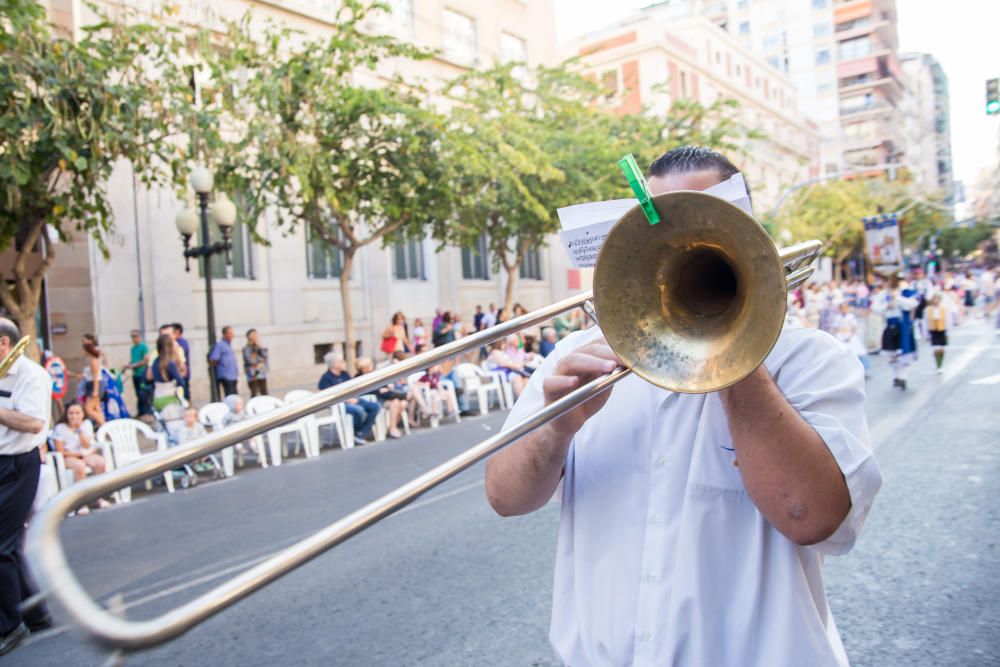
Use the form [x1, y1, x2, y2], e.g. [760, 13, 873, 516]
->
[9, 319, 1000, 667]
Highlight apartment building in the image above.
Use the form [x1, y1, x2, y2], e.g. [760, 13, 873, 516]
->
[567, 12, 821, 209]
[900, 52, 953, 202]
[32, 0, 566, 399]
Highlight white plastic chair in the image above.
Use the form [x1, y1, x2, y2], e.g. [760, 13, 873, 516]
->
[481, 361, 515, 408]
[284, 390, 352, 452]
[197, 402, 238, 477]
[245, 395, 312, 464]
[456, 363, 505, 415]
[439, 379, 462, 424]
[96, 419, 174, 504]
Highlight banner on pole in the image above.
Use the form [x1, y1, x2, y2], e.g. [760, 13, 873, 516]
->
[863, 213, 902, 274]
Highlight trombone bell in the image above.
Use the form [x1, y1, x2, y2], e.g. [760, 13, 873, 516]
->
[594, 191, 787, 393]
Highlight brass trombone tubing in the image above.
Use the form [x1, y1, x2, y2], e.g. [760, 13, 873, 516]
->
[26, 238, 823, 652]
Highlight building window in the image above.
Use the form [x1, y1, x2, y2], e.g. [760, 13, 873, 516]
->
[766, 56, 780, 70]
[839, 36, 871, 60]
[763, 33, 781, 50]
[817, 81, 834, 93]
[500, 32, 527, 64]
[680, 71, 688, 97]
[519, 248, 543, 281]
[442, 9, 477, 65]
[735, 64, 742, 76]
[813, 22, 831, 38]
[198, 218, 253, 280]
[386, 0, 415, 37]
[306, 226, 344, 280]
[600, 69, 618, 96]
[738, 21, 750, 35]
[812, 0, 827, 8]
[715, 51, 721, 64]
[393, 238, 425, 280]
[815, 49, 831, 65]
[461, 234, 490, 280]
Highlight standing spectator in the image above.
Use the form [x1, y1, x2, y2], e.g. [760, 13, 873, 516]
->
[158, 324, 186, 372]
[318, 352, 379, 442]
[79, 334, 107, 427]
[412, 318, 427, 353]
[51, 403, 111, 514]
[208, 326, 239, 398]
[431, 308, 444, 335]
[381, 312, 412, 357]
[147, 334, 185, 413]
[171, 324, 191, 400]
[832, 303, 869, 377]
[0, 317, 53, 655]
[125, 330, 151, 416]
[473, 305, 485, 332]
[432, 312, 456, 348]
[539, 327, 557, 357]
[243, 329, 268, 397]
[481, 303, 498, 329]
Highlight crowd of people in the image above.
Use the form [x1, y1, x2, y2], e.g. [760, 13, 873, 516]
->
[786, 267, 998, 390]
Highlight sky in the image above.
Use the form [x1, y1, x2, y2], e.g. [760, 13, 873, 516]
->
[553, 0, 1000, 192]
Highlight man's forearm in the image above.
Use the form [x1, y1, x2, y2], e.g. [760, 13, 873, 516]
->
[719, 366, 850, 546]
[0, 408, 45, 434]
[485, 424, 571, 517]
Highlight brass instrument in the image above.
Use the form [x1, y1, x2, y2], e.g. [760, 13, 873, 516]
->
[26, 192, 821, 652]
[0, 336, 30, 379]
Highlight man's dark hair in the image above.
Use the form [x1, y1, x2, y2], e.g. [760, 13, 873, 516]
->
[171, 322, 184, 335]
[222, 326, 233, 336]
[158, 324, 172, 333]
[648, 146, 751, 208]
[246, 328, 257, 339]
[0, 319, 20, 347]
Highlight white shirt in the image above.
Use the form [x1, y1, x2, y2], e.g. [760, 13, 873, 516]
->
[52, 420, 95, 453]
[0, 356, 53, 455]
[503, 326, 882, 666]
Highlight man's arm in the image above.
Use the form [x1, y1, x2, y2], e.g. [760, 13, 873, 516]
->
[0, 408, 45, 434]
[485, 339, 620, 517]
[719, 365, 851, 546]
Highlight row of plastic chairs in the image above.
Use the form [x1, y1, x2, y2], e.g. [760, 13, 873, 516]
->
[42, 367, 521, 507]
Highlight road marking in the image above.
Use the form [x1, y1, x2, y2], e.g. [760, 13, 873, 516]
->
[871, 338, 990, 448]
[27, 477, 487, 647]
[970, 373, 1000, 385]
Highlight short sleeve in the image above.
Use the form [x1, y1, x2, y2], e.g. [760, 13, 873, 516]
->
[81, 420, 95, 440]
[52, 423, 69, 444]
[14, 365, 51, 426]
[208, 343, 220, 362]
[771, 329, 883, 556]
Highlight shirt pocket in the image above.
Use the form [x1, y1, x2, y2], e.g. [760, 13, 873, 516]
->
[686, 411, 748, 498]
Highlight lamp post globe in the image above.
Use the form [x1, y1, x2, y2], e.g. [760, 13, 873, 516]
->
[175, 207, 199, 237]
[210, 192, 237, 230]
[190, 165, 214, 194]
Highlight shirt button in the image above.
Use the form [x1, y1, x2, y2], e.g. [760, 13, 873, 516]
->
[638, 631, 653, 642]
[642, 572, 658, 583]
[649, 513, 664, 524]
[655, 456, 668, 467]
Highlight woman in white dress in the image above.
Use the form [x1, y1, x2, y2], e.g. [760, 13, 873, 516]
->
[832, 302, 869, 376]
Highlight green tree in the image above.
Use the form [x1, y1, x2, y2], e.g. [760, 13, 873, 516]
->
[195, 1, 451, 368]
[0, 1, 190, 360]
[440, 63, 756, 311]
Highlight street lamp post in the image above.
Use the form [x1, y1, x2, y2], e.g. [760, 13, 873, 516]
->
[174, 166, 237, 402]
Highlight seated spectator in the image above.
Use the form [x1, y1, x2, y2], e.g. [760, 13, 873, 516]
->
[417, 363, 459, 420]
[539, 327, 557, 357]
[223, 394, 259, 459]
[486, 336, 530, 398]
[355, 357, 406, 439]
[319, 352, 379, 442]
[51, 402, 111, 514]
[175, 406, 207, 444]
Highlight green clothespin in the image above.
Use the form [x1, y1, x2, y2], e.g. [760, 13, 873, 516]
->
[618, 153, 660, 225]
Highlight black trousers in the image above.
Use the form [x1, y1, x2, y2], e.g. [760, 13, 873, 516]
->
[217, 379, 238, 399]
[0, 450, 49, 633]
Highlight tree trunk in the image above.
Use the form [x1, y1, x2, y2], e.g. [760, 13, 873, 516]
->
[339, 251, 357, 372]
[503, 262, 518, 314]
[0, 219, 52, 363]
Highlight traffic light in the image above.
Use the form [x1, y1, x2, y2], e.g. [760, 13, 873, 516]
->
[988, 78, 1000, 116]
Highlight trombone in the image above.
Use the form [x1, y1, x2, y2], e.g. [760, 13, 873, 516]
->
[25, 191, 822, 651]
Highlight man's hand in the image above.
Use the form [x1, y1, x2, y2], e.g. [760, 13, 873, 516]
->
[544, 339, 622, 439]
[485, 337, 621, 517]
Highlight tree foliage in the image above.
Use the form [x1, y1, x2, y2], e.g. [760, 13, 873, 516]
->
[439, 63, 757, 310]
[0, 0, 190, 359]
[191, 1, 452, 366]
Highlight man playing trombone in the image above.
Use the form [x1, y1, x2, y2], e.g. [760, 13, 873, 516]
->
[485, 147, 882, 666]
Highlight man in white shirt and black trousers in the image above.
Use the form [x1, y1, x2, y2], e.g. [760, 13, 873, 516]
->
[485, 147, 883, 666]
[0, 318, 53, 655]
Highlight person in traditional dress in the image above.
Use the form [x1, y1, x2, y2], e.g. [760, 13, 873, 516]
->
[884, 281, 919, 390]
[924, 294, 951, 374]
[833, 302, 869, 376]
